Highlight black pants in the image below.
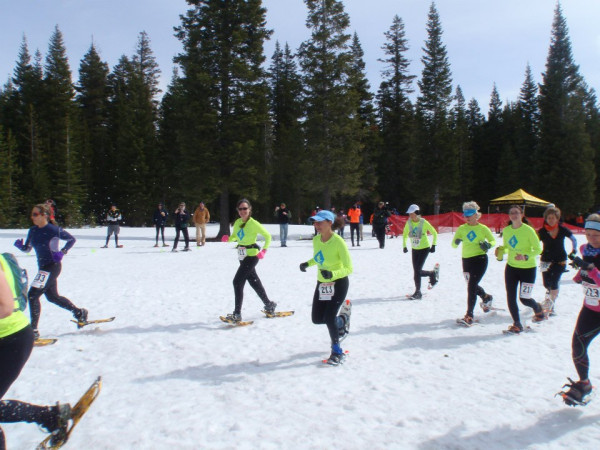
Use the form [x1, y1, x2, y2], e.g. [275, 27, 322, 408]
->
[373, 225, 386, 248]
[173, 226, 189, 249]
[463, 255, 489, 316]
[412, 248, 433, 291]
[28, 263, 79, 330]
[350, 223, 360, 246]
[572, 306, 600, 380]
[504, 265, 539, 325]
[105, 224, 120, 246]
[155, 225, 166, 244]
[541, 262, 565, 291]
[233, 256, 270, 314]
[0, 326, 57, 448]
[311, 277, 349, 346]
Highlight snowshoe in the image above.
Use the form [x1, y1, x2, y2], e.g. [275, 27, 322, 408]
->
[480, 294, 493, 313]
[456, 315, 477, 327]
[338, 299, 352, 341]
[263, 301, 277, 315]
[406, 291, 423, 300]
[557, 378, 593, 406]
[428, 263, 440, 289]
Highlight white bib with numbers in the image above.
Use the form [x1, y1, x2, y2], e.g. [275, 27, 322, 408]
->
[237, 247, 247, 260]
[31, 270, 50, 289]
[519, 282, 534, 299]
[319, 282, 335, 301]
[583, 282, 600, 307]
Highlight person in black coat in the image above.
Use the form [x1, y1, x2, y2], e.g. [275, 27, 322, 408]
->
[372, 202, 392, 249]
[172, 202, 190, 252]
[153, 203, 169, 247]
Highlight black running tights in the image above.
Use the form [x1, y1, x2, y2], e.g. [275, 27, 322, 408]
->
[504, 265, 538, 325]
[572, 306, 600, 381]
[463, 255, 489, 316]
[233, 256, 270, 314]
[28, 263, 78, 330]
[311, 277, 349, 346]
[412, 248, 433, 291]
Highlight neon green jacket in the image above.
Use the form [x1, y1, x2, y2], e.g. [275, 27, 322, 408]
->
[306, 233, 353, 282]
[0, 255, 29, 339]
[452, 223, 497, 258]
[228, 217, 271, 257]
[403, 218, 438, 250]
[500, 223, 542, 269]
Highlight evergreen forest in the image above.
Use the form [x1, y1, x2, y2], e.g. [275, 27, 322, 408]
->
[1, 1, 598, 235]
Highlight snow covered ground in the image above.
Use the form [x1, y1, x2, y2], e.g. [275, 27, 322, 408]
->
[2, 224, 599, 449]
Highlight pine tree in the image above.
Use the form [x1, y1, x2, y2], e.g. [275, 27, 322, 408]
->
[0, 127, 22, 227]
[415, 2, 456, 213]
[514, 64, 539, 189]
[451, 86, 472, 200]
[173, 0, 272, 233]
[376, 14, 416, 207]
[268, 41, 306, 221]
[75, 42, 111, 222]
[537, 3, 595, 213]
[298, 0, 363, 209]
[479, 83, 504, 199]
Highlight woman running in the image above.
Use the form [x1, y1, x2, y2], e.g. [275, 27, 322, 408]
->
[537, 206, 577, 316]
[0, 257, 72, 448]
[14, 203, 87, 339]
[224, 199, 276, 322]
[300, 210, 353, 365]
[558, 214, 600, 406]
[496, 205, 543, 333]
[452, 201, 496, 325]
[402, 204, 438, 299]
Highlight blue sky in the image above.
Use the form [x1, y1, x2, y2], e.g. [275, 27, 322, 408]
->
[1, 0, 599, 110]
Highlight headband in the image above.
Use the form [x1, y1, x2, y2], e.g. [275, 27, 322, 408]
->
[585, 221, 600, 232]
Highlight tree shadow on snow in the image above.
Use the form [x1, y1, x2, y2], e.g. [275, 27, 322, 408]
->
[417, 409, 600, 449]
[59, 321, 214, 337]
[133, 351, 324, 385]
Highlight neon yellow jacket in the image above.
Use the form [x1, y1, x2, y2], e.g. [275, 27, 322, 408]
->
[452, 223, 497, 258]
[306, 233, 353, 282]
[500, 223, 542, 269]
[403, 218, 438, 250]
[0, 255, 29, 339]
[228, 217, 271, 257]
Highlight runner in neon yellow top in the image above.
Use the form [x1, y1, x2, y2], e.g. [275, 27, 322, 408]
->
[1, 259, 73, 446]
[300, 210, 353, 365]
[402, 204, 439, 299]
[497, 205, 544, 334]
[452, 201, 496, 325]
[223, 199, 276, 322]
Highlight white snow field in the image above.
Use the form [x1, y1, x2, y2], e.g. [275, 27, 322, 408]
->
[1, 224, 599, 449]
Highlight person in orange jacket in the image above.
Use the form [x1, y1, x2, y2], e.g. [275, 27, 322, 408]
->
[347, 203, 361, 247]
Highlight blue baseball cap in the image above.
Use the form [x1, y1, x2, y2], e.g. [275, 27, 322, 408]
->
[310, 210, 336, 222]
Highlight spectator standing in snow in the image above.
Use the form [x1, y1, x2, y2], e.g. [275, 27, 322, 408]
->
[102, 204, 123, 248]
[172, 202, 191, 252]
[153, 203, 169, 247]
[274, 202, 291, 247]
[193, 201, 210, 247]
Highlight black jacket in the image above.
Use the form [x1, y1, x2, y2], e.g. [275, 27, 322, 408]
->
[153, 208, 169, 227]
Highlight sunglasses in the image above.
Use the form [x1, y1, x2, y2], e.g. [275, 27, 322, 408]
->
[238, 207, 249, 211]
[31, 212, 41, 217]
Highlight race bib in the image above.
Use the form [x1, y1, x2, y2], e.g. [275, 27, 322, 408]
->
[540, 261, 551, 273]
[319, 282, 335, 301]
[583, 282, 600, 307]
[31, 270, 50, 289]
[237, 247, 247, 260]
[411, 237, 421, 247]
[463, 272, 470, 283]
[519, 282, 534, 299]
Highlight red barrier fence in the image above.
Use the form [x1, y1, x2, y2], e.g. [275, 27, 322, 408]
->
[386, 213, 584, 236]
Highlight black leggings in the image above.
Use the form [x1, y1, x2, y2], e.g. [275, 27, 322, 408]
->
[541, 262, 565, 291]
[0, 326, 56, 448]
[311, 277, 349, 346]
[373, 225, 386, 248]
[412, 248, 433, 291]
[173, 226, 189, 249]
[233, 256, 270, 314]
[463, 255, 489, 316]
[504, 265, 539, 324]
[350, 223, 360, 245]
[155, 225, 166, 244]
[28, 263, 79, 330]
[572, 306, 600, 380]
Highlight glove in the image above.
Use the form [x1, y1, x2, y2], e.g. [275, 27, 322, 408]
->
[52, 251, 64, 262]
[14, 239, 24, 250]
[320, 269, 333, 279]
[430, 245, 436, 253]
[299, 262, 308, 272]
[221, 235, 230, 242]
[61, 248, 68, 255]
[568, 251, 577, 260]
[571, 257, 594, 270]
[403, 247, 408, 254]
[454, 239, 462, 246]
[257, 249, 266, 259]
[479, 241, 492, 252]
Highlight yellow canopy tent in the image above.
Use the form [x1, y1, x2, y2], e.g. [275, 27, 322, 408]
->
[489, 189, 551, 213]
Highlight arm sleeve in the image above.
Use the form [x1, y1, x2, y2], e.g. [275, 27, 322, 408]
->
[425, 221, 438, 245]
[332, 241, 353, 279]
[23, 229, 33, 252]
[451, 228, 462, 248]
[569, 234, 578, 253]
[59, 228, 76, 252]
[484, 226, 497, 248]
[255, 221, 272, 250]
[530, 227, 542, 256]
[402, 223, 409, 248]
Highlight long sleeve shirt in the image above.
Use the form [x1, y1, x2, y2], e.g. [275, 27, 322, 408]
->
[306, 233, 353, 283]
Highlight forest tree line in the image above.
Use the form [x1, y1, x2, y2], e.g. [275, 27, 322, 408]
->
[1, 0, 598, 235]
